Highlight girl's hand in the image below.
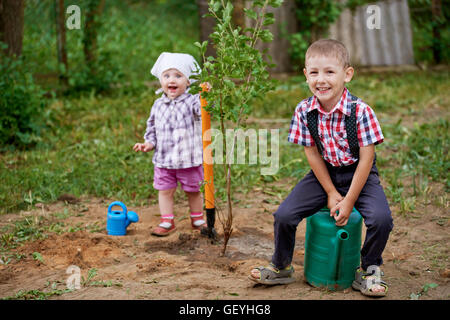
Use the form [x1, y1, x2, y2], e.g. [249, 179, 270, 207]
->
[200, 82, 211, 91]
[133, 142, 154, 152]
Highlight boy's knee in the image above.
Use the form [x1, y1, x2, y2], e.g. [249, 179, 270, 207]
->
[273, 205, 295, 227]
[368, 209, 393, 233]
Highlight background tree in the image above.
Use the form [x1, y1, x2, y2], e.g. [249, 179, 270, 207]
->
[431, 0, 443, 63]
[55, 0, 68, 85]
[246, 0, 297, 73]
[83, 0, 105, 76]
[197, 0, 217, 58]
[0, 0, 25, 57]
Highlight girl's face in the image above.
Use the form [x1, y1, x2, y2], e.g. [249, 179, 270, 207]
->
[160, 68, 190, 100]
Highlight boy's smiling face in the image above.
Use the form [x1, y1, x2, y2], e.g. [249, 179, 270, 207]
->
[160, 68, 189, 100]
[303, 55, 354, 111]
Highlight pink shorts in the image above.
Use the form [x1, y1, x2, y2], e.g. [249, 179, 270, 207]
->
[153, 165, 204, 192]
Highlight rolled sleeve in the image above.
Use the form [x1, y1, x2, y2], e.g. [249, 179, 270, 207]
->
[357, 104, 384, 146]
[287, 100, 314, 147]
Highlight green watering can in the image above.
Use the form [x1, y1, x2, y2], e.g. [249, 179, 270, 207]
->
[304, 207, 363, 290]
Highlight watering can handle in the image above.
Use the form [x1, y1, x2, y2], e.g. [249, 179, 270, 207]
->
[108, 201, 127, 214]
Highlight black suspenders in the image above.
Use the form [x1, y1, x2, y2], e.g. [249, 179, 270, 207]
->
[306, 94, 360, 160]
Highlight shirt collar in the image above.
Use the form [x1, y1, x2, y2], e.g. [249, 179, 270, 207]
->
[161, 92, 190, 104]
[308, 88, 351, 116]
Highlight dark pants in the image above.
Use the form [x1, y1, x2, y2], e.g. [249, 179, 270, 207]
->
[272, 159, 393, 271]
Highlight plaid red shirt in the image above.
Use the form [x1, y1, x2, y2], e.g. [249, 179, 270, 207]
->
[288, 88, 384, 167]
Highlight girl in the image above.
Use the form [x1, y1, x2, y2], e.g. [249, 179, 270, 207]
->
[133, 52, 206, 236]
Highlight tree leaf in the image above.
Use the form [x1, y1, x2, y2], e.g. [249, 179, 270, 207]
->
[244, 8, 257, 20]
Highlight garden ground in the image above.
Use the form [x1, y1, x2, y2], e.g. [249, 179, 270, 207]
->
[0, 177, 448, 300]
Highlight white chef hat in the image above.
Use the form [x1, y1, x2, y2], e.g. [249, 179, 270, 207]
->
[150, 52, 200, 84]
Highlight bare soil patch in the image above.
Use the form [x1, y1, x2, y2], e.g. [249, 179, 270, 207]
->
[0, 181, 448, 300]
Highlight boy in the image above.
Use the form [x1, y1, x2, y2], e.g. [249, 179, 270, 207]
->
[249, 39, 393, 297]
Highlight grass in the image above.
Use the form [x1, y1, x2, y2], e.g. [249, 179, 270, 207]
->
[1, 268, 122, 300]
[2, 288, 72, 300]
[22, 0, 200, 84]
[1, 69, 449, 215]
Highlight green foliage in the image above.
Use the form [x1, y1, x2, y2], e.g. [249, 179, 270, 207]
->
[0, 216, 47, 249]
[0, 90, 158, 214]
[22, 0, 200, 94]
[408, 0, 450, 63]
[190, 0, 279, 219]
[65, 50, 124, 95]
[0, 47, 47, 149]
[2, 288, 71, 300]
[0, 60, 447, 217]
[398, 119, 449, 184]
[289, 0, 344, 69]
[288, 0, 376, 69]
[192, 0, 278, 127]
[410, 282, 438, 300]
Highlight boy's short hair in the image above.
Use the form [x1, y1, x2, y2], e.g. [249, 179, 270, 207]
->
[305, 39, 350, 68]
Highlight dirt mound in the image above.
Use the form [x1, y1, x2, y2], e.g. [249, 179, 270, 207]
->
[0, 190, 448, 300]
[13, 231, 123, 269]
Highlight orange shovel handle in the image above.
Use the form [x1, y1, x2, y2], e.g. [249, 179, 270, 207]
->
[200, 84, 214, 209]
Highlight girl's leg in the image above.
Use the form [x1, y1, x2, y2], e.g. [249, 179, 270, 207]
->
[185, 191, 203, 213]
[152, 188, 177, 236]
[186, 191, 206, 229]
[158, 188, 177, 215]
[176, 166, 206, 229]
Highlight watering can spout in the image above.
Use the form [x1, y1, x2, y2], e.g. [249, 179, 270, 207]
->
[329, 229, 349, 280]
[126, 211, 139, 228]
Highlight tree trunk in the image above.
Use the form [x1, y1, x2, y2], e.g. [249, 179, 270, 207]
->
[431, 0, 442, 64]
[197, 0, 216, 58]
[244, 0, 297, 73]
[232, 0, 245, 31]
[0, 0, 24, 57]
[55, 0, 68, 85]
[83, 0, 105, 71]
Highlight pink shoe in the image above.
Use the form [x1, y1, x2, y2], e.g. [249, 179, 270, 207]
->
[191, 216, 207, 230]
[151, 218, 176, 236]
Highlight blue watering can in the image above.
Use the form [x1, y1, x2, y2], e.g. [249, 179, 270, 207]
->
[106, 201, 139, 236]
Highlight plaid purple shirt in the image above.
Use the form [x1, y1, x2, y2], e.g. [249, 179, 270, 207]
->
[144, 92, 203, 169]
[288, 88, 384, 167]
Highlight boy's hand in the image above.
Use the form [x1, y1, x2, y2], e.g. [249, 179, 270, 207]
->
[133, 142, 154, 152]
[327, 190, 343, 210]
[330, 197, 354, 226]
